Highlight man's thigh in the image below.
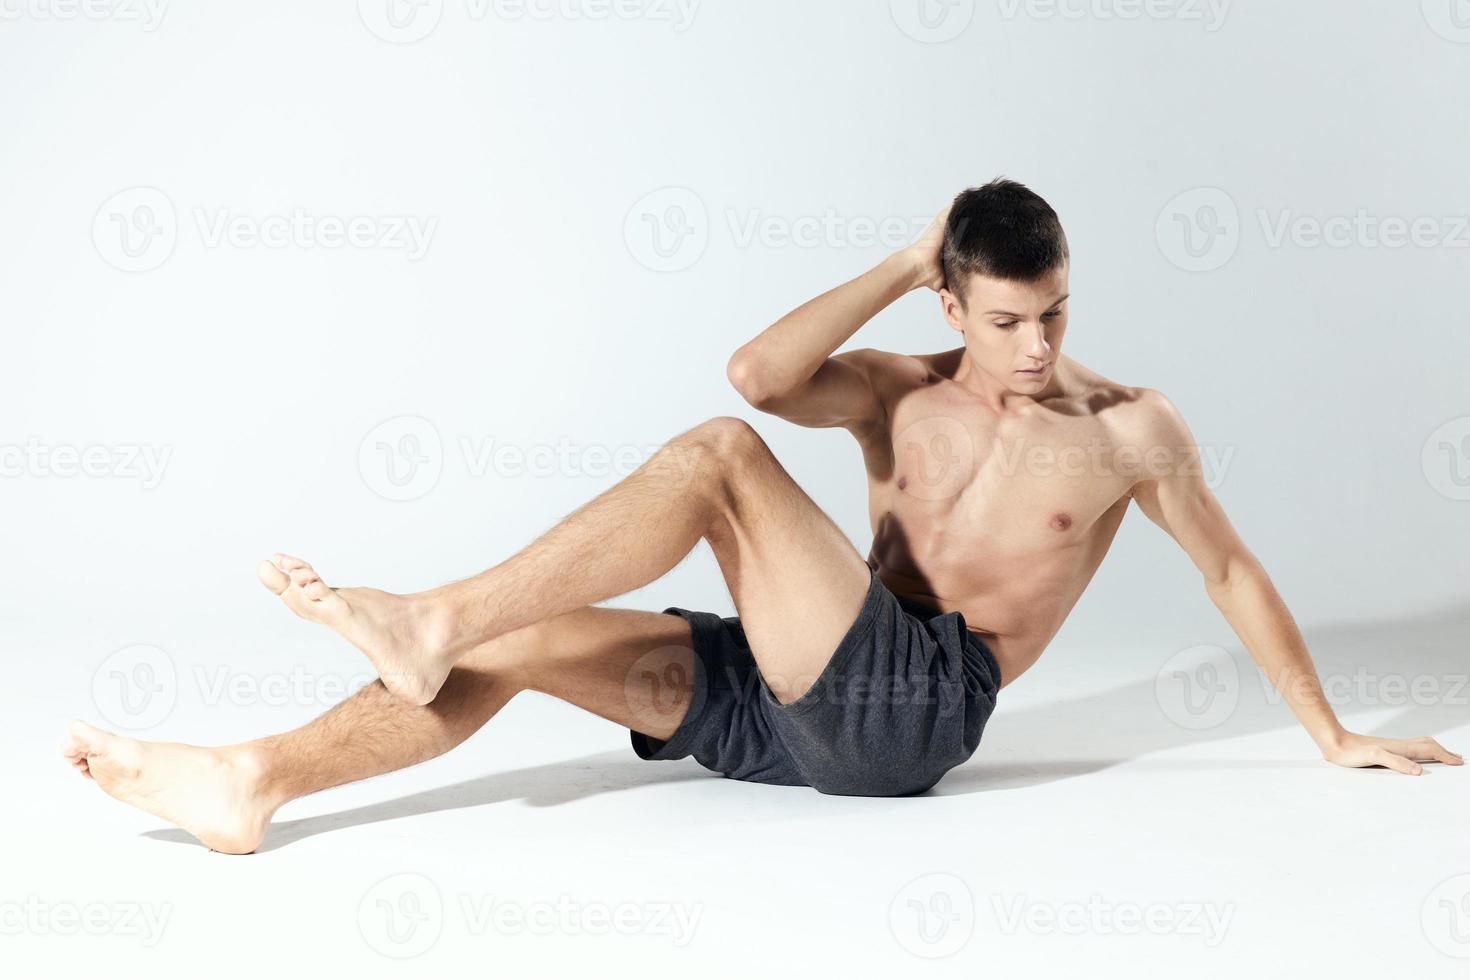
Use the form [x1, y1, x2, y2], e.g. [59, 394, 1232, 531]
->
[509, 605, 700, 742]
[699, 419, 873, 705]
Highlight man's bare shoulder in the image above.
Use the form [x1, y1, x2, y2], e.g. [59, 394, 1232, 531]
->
[842, 345, 975, 388]
[1098, 379, 1190, 445]
[1051, 355, 1169, 427]
[832, 346, 936, 405]
[835, 346, 932, 377]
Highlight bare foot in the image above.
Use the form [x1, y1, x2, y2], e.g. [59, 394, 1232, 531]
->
[256, 553, 457, 705]
[62, 721, 280, 855]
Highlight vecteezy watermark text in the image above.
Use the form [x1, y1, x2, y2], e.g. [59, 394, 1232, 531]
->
[1156, 187, 1470, 272]
[996, 0, 1229, 30]
[357, 0, 699, 44]
[356, 873, 702, 958]
[0, 439, 171, 489]
[0, 0, 168, 30]
[93, 187, 438, 273]
[0, 896, 172, 947]
[358, 415, 666, 502]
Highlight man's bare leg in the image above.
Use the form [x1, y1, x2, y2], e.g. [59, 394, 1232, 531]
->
[62, 606, 700, 854]
[260, 416, 873, 705]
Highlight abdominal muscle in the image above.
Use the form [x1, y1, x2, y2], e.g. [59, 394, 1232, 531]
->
[865, 499, 1128, 689]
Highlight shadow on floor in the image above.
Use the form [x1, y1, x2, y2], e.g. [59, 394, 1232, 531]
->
[143, 597, 1470, 851]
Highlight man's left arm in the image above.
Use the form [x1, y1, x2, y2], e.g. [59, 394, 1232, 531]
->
[1126, 389, 1462, 776]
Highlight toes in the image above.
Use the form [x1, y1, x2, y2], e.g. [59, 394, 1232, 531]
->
[300, 578, 332, 601]
[66, 719, 112, 758]
[256, 560, 290, 595]
[261, 555, 346, 620]
[287, 566, 333, 603]
[262, 558, 349, 623]
[276, 585, 321, 621]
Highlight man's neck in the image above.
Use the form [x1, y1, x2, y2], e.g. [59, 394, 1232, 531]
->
[950, 347, 1067, 416]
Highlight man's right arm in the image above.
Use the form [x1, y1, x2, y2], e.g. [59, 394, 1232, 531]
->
[726, 208, 949, 434]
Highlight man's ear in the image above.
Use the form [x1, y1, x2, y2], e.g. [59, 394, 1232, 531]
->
[938, 288, 965, 333]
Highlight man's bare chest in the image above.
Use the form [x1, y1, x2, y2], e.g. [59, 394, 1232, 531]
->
[868, 386, 1135, 555]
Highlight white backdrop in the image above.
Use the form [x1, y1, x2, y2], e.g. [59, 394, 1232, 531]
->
[4, 2, 1469, 977]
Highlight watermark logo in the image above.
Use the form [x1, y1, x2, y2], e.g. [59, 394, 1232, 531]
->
[358, 874, 702, 956]
[623, 644, 704, 735]
[995, 0, 1230, 31]
[358, 873, 444, 958]
[989, 435, 1233, 487]
[1159, 186, 1470, 271]
[628, 192, 956, 271]
[93, 187, 177, 273]
[460, 435, 660, 480]
[358, 418, 666, 501]
[991, 893, 1234, 945]
[1257, 209, 1469, 251]
[93, 187, 437, 272]
[359, 415, 444, 502]
[1422, 0, 1470, 43]
[486, 0, 700, 29]
[0, 439, 172, 488]
[894, 414, 975, 502]
[92, 644, 178, 731]
[193, 665, 378, 709]
[889, 872, 974, 958]
[1423, 873, 1470, 958]
[1156, 187, 1239, 272]
[192, 208, 436, 259]
[0, 896, 172, 946]
[889, 0, 975, 43]
[1422, 415, 1470, 501]
[92, 656, 379, 731]
[890, 417, 1233, 502]
[358, 0, 443, 43]
[1259, 666, 1469, 710]
[1155, 643, 1239, 730]
[0, 0, 169, 30]
[458, 894, 701, 943]
[358, 0, 699, 41]
[725, 207, 932, 251]
[625, 186, 708, 272]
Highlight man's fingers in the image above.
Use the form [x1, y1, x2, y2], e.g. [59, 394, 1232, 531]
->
[1374, 748, 1423, 775]
[1413, 738, 1464, 765]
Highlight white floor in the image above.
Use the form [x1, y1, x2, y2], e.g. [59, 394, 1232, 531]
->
[7, 598, 1469, 979]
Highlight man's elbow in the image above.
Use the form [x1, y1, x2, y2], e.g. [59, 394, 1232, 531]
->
[726, 350, 778, 408]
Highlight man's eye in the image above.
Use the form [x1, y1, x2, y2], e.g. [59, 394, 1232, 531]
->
[1043, 310, 1062, 318]
[995, 321, 1017, 329]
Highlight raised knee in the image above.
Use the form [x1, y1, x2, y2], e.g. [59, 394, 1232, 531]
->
[660, 417, 771, 521]
[684, 416, 766, 466]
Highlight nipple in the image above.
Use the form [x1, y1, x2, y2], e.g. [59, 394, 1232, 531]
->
[1050, 512, 1073, 531]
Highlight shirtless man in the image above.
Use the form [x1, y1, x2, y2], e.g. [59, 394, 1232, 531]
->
[64, 178, 1461, 853]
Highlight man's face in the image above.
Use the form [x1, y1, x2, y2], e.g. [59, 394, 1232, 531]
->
[939, 263, 1070, 392]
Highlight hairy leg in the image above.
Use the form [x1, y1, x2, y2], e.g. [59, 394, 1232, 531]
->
[262, 415, 871, 705]
[63, 607, 698, 854]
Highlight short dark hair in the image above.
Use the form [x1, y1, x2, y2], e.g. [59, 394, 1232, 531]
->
[942, 177, 1069, 308]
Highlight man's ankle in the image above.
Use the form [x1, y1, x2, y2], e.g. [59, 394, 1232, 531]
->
[229, 740, 294, 810]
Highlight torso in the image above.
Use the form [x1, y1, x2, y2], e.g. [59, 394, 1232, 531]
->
[852, 348, 1148, 689]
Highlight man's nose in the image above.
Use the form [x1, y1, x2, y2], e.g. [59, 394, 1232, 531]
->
[1021, 321, 1051, 355]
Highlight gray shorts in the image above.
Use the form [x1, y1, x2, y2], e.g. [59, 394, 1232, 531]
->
[629, 566, 1003, 796]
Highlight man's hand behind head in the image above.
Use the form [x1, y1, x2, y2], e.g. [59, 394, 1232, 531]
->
[906, 203, 952, 293]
